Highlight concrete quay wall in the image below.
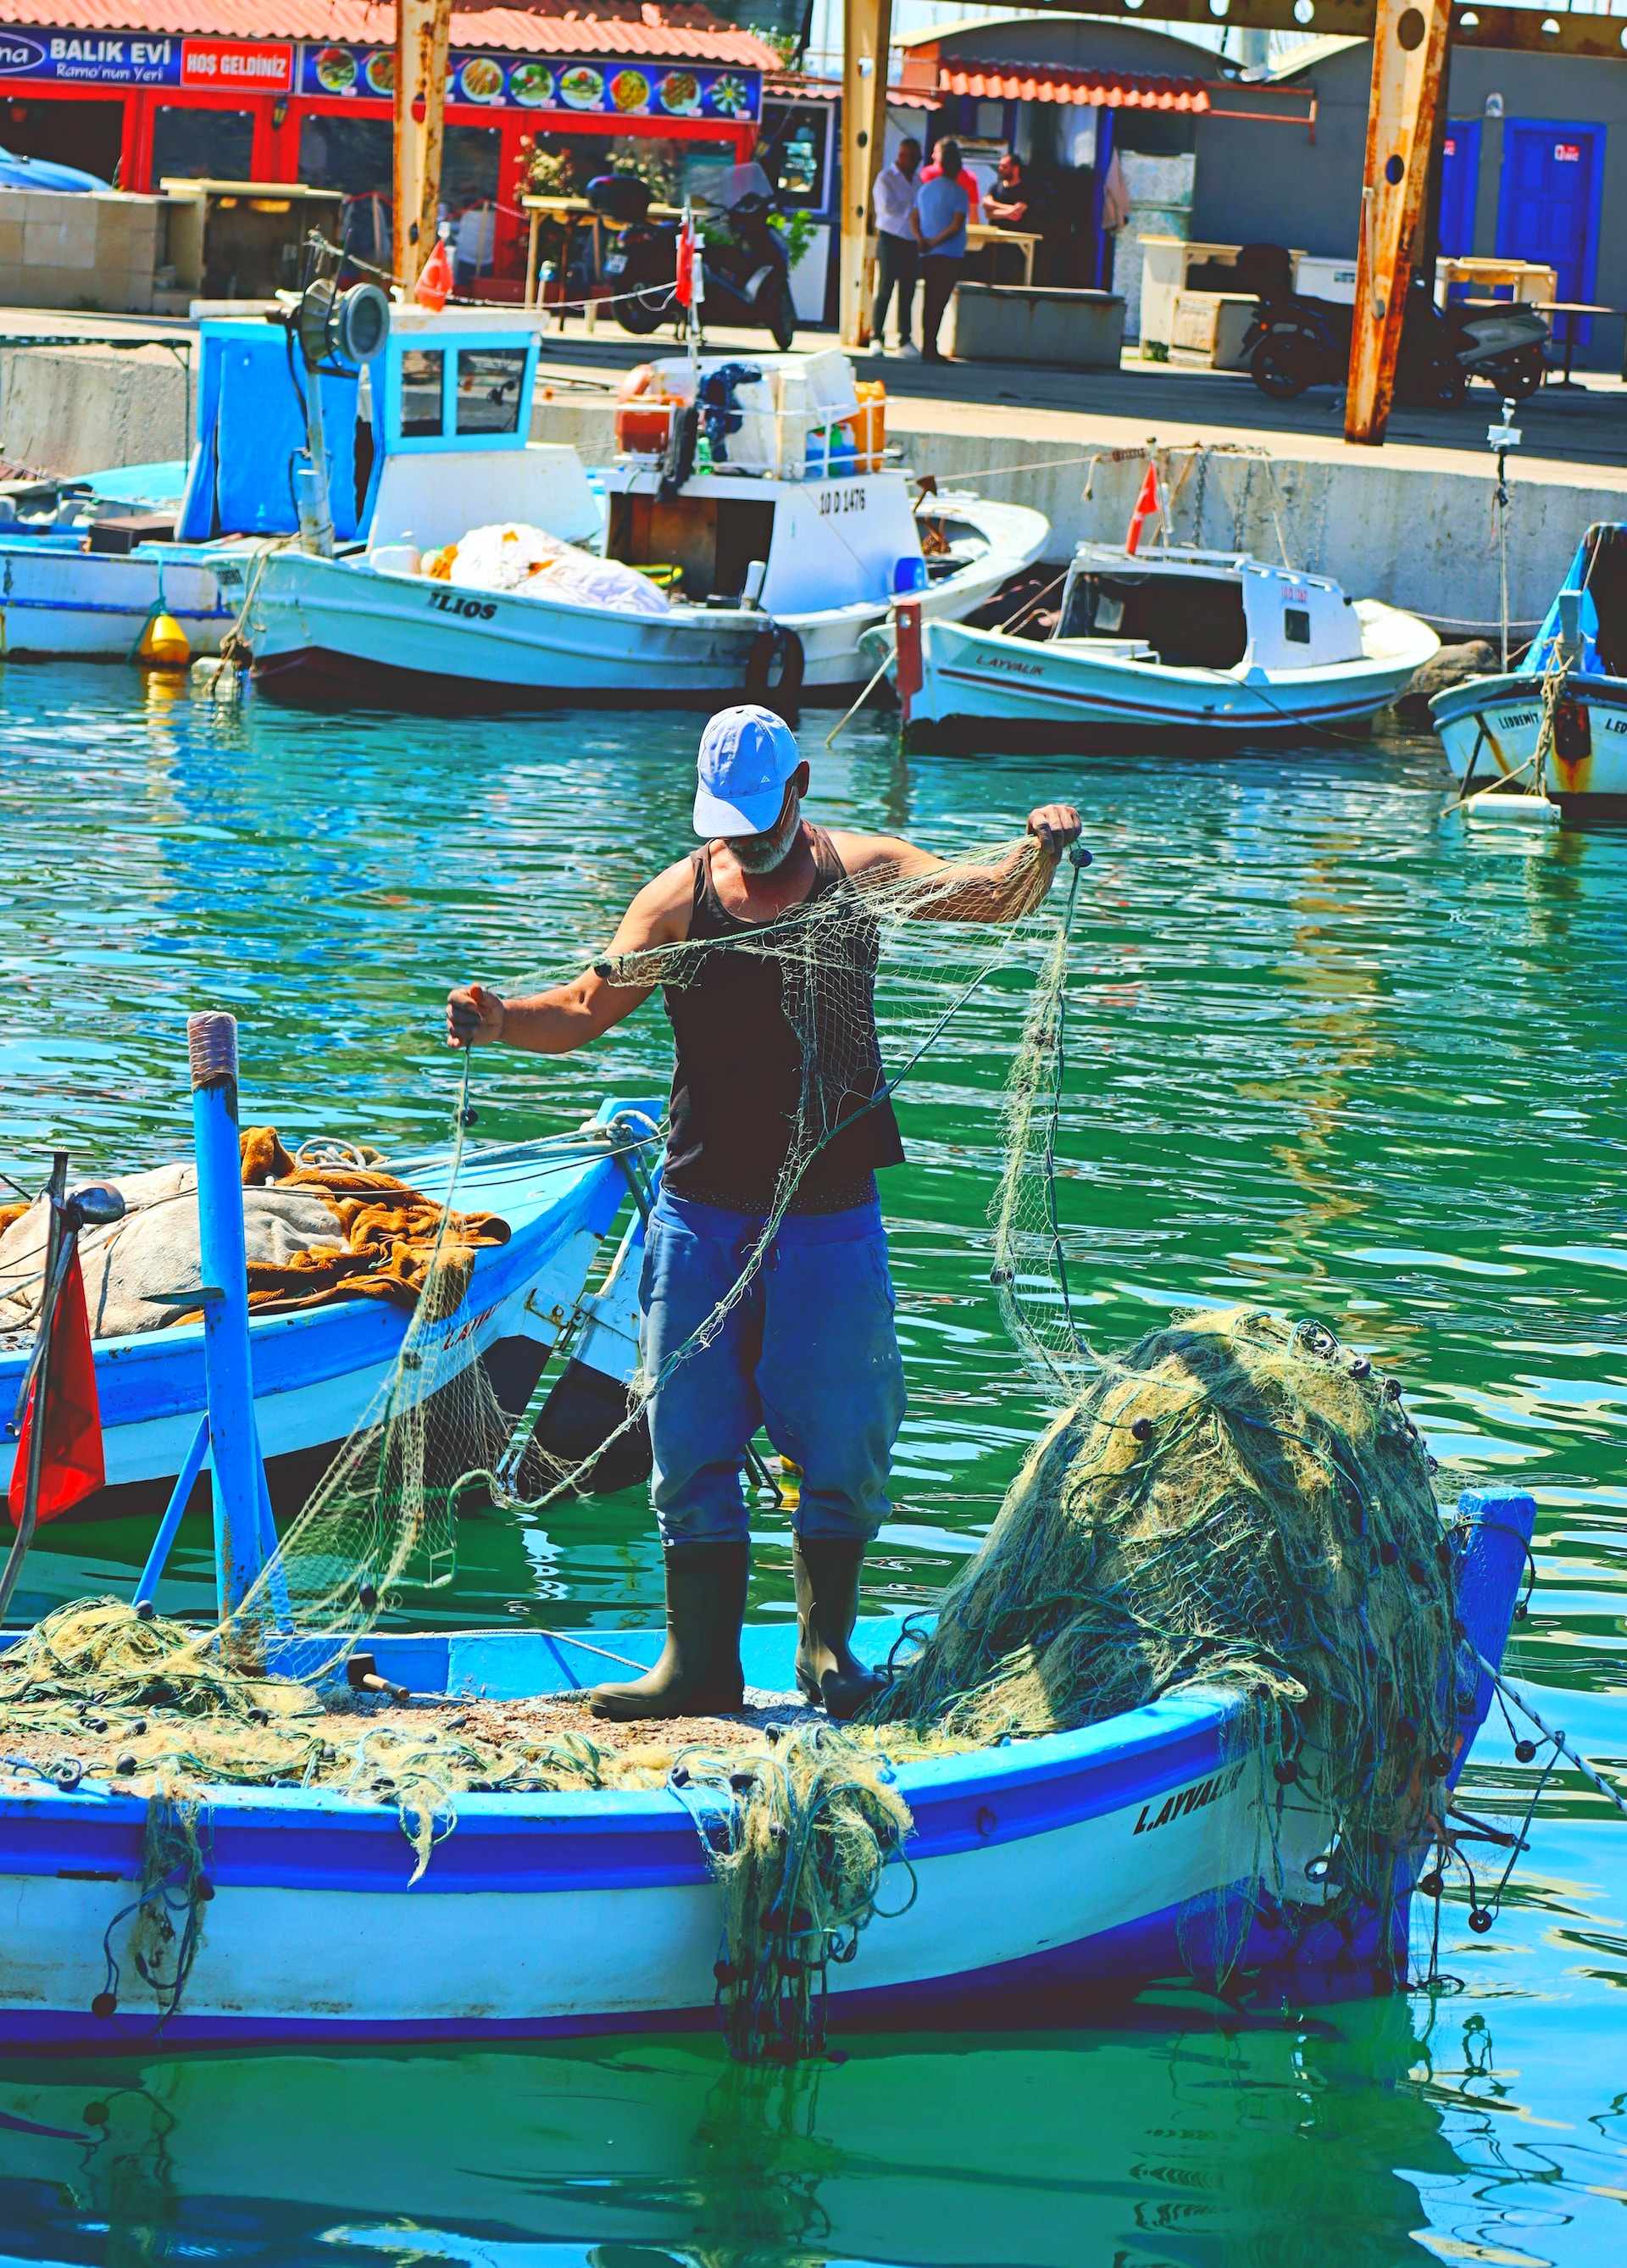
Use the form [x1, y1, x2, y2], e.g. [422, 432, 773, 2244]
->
[0, 343, 192, 477]
[869, 428, 1623, 639]
[4, 344, 1617, 639]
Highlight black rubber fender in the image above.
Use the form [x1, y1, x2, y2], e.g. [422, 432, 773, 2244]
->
[743, 625, 805, 725]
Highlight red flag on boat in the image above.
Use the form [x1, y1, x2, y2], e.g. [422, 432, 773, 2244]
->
[414, 236, 453, 312]
[1124, 461, 1161, 556]
[893, 599, 923, 724]
[8, 1247, 103, 1524]
[675, 211, 696, 309]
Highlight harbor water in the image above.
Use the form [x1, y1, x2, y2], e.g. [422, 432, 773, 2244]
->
[0, 664, 1623, 2267]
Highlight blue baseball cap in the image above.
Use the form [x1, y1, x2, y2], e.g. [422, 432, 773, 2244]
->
[694, 704, 802, 837]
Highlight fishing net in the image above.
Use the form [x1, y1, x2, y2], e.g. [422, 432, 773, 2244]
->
[871, 1304, 1466, 1985]
[211, 830, 1074, 1681]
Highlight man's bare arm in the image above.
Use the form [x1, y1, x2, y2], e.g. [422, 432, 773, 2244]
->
[447, 859, 693, 1053]
[828, 803, 1083, 922]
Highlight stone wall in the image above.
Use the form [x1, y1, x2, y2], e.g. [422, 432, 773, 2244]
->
[0, 191, 171, 316]
[0, 343, 193, 474]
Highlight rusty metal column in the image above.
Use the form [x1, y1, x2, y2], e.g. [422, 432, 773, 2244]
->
[1347, 0, 1451, 445]
[838, 0, 894, 349]
[394, 0, 453, 295]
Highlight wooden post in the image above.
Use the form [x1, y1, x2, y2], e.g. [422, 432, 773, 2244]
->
[838, 0, 894, 349]
[394, 0, 452, 295]
[1347, 0, 1452, 445]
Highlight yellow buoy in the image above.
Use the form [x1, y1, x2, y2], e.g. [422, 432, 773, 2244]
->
[138, 612, 191, 668]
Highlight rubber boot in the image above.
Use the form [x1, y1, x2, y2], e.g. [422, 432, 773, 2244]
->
[794, 1535, 886, 1720]
[588, 1540, 748, 1722]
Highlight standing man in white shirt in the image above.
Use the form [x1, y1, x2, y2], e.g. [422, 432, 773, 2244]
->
[869, 136, 921, 357]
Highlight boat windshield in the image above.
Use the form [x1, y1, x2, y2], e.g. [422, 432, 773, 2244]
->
[1058, 568, 1247, 670]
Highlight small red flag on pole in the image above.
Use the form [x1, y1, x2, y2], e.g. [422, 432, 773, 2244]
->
[675, 209, 695, 309]
[893, 599, 923, 725]
[1124, 460, 1161, 556]
[8, 1248, 104, 1525]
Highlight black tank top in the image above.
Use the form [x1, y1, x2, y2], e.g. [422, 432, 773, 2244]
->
[663, 825, 905, 1212]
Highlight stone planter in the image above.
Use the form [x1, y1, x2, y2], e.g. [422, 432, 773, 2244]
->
[945, 284, 1125, 370]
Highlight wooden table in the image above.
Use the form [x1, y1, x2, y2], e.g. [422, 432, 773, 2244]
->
[965, 224, 1041, 287]
[1535, 301, 1624, 390]
[522, 194, 682, 314]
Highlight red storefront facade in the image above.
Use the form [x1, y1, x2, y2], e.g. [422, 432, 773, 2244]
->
[0, 4, 775, 292]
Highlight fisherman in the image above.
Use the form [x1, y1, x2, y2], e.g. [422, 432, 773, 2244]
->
[447, 707, 1080, 1724]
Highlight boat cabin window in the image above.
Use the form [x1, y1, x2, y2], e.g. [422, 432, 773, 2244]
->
[1059, 570, 1248, 669]
[454, 348, 528, 437]
[607, 492, 775, 602]
[1284, 607, 1311, 644]
[400, 349, 446, 439]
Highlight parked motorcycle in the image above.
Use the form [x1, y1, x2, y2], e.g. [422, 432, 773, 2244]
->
[1235, 243, 1549, 407]
[595, 163, 797, 351]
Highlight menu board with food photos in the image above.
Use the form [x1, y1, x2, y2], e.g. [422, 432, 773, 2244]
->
[297, 44, 760, 123]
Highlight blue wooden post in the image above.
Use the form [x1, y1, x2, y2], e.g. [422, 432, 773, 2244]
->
[188, 1012, 265, 1620]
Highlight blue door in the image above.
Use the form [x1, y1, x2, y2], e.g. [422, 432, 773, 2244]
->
[1497, 121, 1602, 305]
[1438, 119, 1480, 259]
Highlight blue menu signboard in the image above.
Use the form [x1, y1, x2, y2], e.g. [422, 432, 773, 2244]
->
[297, 44, 761, 124]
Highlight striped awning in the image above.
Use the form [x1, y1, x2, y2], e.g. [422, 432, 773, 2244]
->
[913, 60, 1212, 113]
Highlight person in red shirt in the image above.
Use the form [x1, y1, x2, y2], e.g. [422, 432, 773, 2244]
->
[919, 138, 982, 224]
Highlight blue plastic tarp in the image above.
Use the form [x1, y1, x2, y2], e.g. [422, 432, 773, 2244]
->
[177, 326, 360, 543]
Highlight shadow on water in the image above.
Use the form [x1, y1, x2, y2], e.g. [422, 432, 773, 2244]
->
[0, 1995, 1464, 2268]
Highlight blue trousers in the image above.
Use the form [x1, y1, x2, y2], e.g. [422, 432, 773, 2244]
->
[639, 1187, 907, 1546]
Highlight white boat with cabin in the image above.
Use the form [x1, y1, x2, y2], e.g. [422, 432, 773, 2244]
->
[886, 542, 1438, 749]
[244, 330, 1047, 712]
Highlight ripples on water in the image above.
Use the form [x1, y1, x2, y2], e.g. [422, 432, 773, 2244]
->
[0, 666, 1622, 2266]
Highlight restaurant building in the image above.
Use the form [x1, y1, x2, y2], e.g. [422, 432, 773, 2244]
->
[0, 0, 779, 295]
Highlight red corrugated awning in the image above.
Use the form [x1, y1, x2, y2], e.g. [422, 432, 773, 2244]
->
[0, 0, 780, 64]
[912, 58, 1212, 113]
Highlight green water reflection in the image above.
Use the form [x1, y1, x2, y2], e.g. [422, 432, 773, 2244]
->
[0, 667, 1623, 2265]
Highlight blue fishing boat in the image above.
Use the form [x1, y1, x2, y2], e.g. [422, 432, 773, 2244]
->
[0, 1484, 1530, 2048]
[1432, 521, 1627, 820]
[0, 1107, 654, 1527]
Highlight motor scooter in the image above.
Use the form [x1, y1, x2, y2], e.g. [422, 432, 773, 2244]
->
[1235, 244, 1549, 406]
[595, 163, 797, 350]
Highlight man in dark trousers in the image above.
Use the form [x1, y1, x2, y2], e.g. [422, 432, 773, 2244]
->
[449, 706, 1080, 1723]
[869, 134, 921, 355]
[911, 137, 969, 364]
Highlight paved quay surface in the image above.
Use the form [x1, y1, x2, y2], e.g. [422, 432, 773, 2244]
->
[533, 318, 1627, 486]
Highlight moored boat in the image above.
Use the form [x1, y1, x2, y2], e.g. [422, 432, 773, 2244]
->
[1431, 522, 1627, 821]
[244, 336, 1047, 714]
[0, 1106, 655, 1528]
[885, 542, 1438, 751]
[0, 1485, 1532, 2048]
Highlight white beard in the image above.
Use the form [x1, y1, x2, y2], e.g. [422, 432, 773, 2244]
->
[732, 793, 802, 875]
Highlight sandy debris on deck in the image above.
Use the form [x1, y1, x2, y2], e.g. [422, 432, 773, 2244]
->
[0, 1687, 830, 1799]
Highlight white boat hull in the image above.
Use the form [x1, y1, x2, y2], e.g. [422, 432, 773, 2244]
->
[246, 553, 768, 711]
[0, 542, 239, 659]
[1432, 669, 1627, 816]
[902, 601, 1438, 748]
[786, 494, 1050, 701]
